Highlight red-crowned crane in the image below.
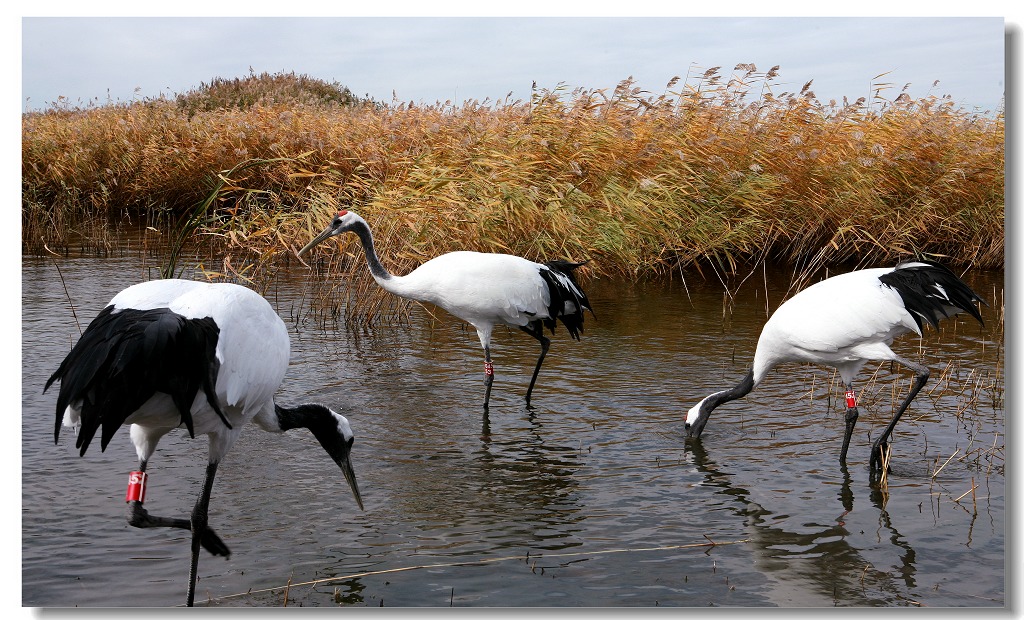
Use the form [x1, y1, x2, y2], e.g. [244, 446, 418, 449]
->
[298, 209, 592, 410]
[44, 278, 364, 607]
[685, 260, 985, 473]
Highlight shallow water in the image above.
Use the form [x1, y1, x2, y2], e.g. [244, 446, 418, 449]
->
[22, 256, 1004, 607]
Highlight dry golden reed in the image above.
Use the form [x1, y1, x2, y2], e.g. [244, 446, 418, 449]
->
[22, 68, 1004, 286]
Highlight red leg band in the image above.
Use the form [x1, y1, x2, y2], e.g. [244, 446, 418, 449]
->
[126, 471, 147, 503]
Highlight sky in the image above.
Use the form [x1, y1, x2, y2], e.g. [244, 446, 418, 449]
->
[17, 14, 1010, 114]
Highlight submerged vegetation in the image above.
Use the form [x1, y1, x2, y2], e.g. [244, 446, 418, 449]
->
[23, 68, 1004, 291]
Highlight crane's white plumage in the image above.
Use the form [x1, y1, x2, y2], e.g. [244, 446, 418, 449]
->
[45, 279, 362, 606]
[750, 268, 920, 384]
[106, 279, 290, 453]
[685, 260, 984, 474]
[388, 252, 549, 326]
[299, 209, 592, 409]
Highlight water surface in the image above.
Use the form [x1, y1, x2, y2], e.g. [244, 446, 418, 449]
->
[22, 256, 1004, 607]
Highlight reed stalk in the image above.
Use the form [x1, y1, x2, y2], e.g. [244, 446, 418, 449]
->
[23, 69, 1004, 291]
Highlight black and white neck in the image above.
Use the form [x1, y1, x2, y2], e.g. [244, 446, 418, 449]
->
[345, 213, 394, 283]
[684, 369, 756, 437]
[270, 402, 363, 509]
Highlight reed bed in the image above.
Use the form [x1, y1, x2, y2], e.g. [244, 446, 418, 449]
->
[23, 69, 1004, 294]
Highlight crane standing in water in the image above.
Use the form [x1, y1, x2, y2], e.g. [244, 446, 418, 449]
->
[685, 260, 984, 473]
[45, 278, 364, 606]
[299, 209, 593, 410]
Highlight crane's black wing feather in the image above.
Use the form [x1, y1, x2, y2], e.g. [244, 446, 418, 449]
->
[45, 306, 224, 456]
[540, 260, 593, 339]
[879, 260, 985, 332]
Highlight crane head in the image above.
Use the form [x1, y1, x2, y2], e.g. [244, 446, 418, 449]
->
[298, 210, 362, 257]
[301, 405, 364, 510]
[684, 400, 709, 437]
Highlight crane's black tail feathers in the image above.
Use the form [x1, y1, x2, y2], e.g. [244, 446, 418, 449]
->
[880, 260, 986, 332]
[44, 306, 228, 456]
[539, 260, 593, 340]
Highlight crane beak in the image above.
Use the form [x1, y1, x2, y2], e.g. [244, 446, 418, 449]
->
[325, 440, 363, 511]
[298, 224, 339, 257]
[334, 450, 364, 511]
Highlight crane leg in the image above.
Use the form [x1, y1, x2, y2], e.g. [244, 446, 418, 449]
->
[870, 358, 930, 475]
[124, 460, 230, 558]
[483, 346, 494, 410]
[840, 383, 859, 463]
[186, 462, 221, 607]
[520, 323, 550, 407]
